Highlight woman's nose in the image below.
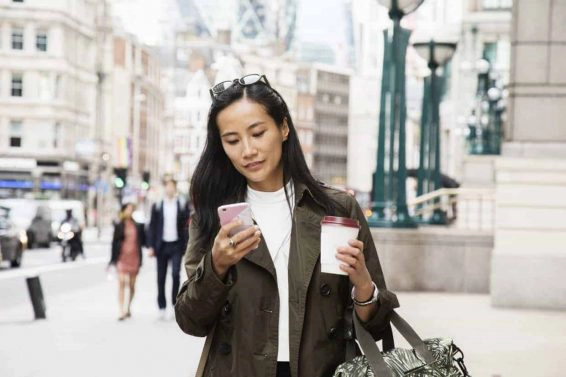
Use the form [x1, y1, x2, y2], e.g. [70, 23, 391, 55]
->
[242, 138, 257, 157]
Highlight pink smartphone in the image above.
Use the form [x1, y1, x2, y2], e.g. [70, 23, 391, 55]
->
[218, 202, 254, 237]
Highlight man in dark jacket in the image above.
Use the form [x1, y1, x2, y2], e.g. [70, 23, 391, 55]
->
[147, 177, 190, 318]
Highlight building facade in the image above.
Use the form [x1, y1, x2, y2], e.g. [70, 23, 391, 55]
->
[0, 0, 99, 203]
[110, 29, 164, 197]
[172, 69, 210, 194]
[305, 64, 351, 187]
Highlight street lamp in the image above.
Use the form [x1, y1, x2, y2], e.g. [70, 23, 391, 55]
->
[413, 39, 457, 224]
[369, 0, 425, 228]
[466, 59, 504, 155]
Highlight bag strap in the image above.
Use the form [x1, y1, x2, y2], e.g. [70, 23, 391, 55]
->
[389, 312, 434, 364]
[352, 310, 435, 376]
[353, 313, 393, 377]
[345, 310, 395, 361]
[195, 323, 216, 377]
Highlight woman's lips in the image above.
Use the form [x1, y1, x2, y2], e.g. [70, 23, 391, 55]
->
[244, 161, 263, 171]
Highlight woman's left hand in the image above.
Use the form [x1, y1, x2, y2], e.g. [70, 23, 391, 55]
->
[336, 239, 373, 295]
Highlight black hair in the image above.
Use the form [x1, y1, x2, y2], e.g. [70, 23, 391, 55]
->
[190, 79, 336, 251]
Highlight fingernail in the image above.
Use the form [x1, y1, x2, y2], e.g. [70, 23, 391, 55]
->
[255, 230, 261, 236]
[254, 225, 260, 230]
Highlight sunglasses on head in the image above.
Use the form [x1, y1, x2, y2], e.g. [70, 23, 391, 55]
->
[209, 74, 271, 99]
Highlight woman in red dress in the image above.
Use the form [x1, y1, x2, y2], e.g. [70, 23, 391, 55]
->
[109, 203, 145, 320]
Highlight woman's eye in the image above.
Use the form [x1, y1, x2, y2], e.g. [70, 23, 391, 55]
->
[253, 131, 266, 138]
[226, 139, 239, 145]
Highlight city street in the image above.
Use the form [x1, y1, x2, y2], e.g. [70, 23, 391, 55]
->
[0, 235, 202, 377]
[1, 236, 565, 376]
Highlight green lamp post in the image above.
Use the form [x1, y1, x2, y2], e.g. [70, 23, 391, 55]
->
[414, 39, 457, 224]
[369, 0, 424, 228]
[466, 58, 505, 156]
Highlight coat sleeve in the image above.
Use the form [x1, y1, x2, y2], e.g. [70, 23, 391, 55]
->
[146, 204, 156, 249]
[174, 217, 237, 337]
[110, 222, 121, 265]
[348, 196, 399, 339]
[137, 222, 145, 267]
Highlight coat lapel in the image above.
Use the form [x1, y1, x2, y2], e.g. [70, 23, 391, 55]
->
[243, 235, 276, 278]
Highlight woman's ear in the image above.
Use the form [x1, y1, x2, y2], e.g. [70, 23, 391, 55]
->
[282, 118, 290, 141]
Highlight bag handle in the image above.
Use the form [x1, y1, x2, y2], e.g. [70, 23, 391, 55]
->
[352, 310, 435, 376]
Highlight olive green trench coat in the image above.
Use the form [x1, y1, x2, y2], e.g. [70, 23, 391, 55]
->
[175, 182, 399, 377]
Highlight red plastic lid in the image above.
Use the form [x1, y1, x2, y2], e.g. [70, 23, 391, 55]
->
[321, 216, 360, 228]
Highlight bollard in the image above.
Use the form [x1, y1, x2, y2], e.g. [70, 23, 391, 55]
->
[26, 276, 46, 319]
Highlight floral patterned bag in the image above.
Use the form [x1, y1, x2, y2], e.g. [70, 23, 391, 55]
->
[333, 311, 471, 377]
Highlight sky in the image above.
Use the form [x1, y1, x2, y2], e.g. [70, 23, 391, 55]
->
[111, 0, 349, 48]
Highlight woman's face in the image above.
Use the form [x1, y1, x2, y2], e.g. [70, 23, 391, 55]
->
[123, 204, 134, 218]
[217, 98, 289, 192]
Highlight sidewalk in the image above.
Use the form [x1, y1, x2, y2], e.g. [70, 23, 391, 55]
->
[1, 259, 565, 376]
[0, 258, 203, 377]
[393, 293, 566, 376]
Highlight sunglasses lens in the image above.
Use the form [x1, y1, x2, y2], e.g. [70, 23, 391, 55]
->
[240, 74, 261, 85]
[212, 81, 233, 94]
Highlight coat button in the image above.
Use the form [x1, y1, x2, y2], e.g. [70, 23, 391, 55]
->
[328, 327, 338, 339]
[195, 266, 203, 281]
[320, 283, 331, 296]
[344, 327, 353, 340]
[218, 342, 231, 355]
[222, 302, 232, 317]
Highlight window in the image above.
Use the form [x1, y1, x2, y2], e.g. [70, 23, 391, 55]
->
[11, 74, 23, 97]
[36, 30, 48, 51]
[12, 27, 24, 50]
[10, 121, 22, 148]
[483, 42, 498, 63]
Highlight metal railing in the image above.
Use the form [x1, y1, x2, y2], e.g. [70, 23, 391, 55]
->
[407, 187, 495, 230]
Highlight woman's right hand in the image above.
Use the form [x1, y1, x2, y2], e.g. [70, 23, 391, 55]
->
[211, 220, 262, 279]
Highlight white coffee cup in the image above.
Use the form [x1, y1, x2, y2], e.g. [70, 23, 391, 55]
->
[320, 216, 360, 275]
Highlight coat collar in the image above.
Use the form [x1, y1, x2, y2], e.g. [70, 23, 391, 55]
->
[243, 180, 324, 283]
[293, 180, 327, 209]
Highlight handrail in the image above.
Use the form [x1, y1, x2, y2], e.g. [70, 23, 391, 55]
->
[408, 187, 494, 207]
[407, 187, 495, 230]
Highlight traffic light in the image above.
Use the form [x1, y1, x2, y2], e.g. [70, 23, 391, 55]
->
[113, 167, 127, 189]
[142, 170, 150, 190]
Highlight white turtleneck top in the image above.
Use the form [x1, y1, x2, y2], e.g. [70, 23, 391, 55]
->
[246, 180, 295, 362]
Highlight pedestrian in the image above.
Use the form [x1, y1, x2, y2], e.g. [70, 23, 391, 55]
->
[147, 177, 190, 319]
[174, 74, 399, 377]
[109, 202, 145, 321]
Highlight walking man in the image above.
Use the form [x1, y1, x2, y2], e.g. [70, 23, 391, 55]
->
[147, 177, 190, 319]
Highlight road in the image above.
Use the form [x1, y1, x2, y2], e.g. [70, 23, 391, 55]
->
[1, 237, 566, 376]
[0, 238, 202, 377]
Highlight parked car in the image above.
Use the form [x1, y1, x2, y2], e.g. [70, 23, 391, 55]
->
[0, 206, 27, 268]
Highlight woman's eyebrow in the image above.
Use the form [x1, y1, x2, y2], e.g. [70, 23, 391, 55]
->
[221, 122, 265, 137]
[247, 121, 265, 130]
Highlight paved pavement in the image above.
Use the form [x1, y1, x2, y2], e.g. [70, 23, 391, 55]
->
[1, 236, 565, 376]
[0, 250, 200, 377]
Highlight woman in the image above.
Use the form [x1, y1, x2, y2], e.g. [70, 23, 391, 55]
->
[110, 203, 145, 321]
[175, 74, 399, 377]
